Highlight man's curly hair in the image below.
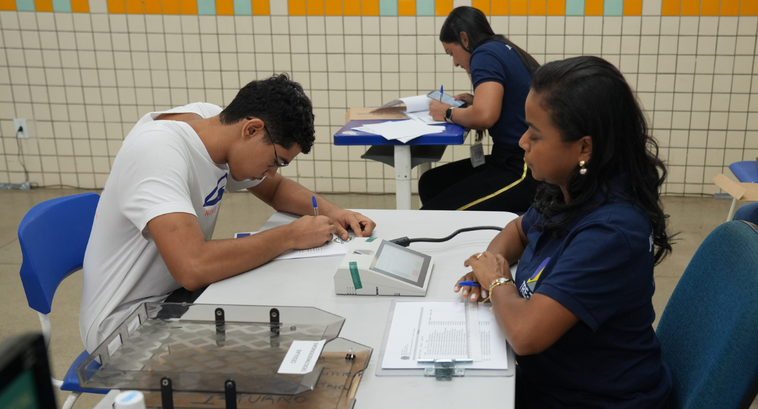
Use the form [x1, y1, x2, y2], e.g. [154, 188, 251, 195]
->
[219, 74, 315, 154]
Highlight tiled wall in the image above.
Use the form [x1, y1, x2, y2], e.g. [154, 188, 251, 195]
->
[1, 0, 756, 196]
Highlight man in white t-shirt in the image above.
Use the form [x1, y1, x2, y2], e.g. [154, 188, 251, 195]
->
[80, 74, 376, 352]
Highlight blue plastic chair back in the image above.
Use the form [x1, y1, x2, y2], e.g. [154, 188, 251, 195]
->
[657, 221, 758, 409]
[18, 193, 99, 315]
[729, 161, 758, 183]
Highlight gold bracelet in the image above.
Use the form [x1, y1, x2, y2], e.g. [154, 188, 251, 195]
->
[479, 277, 516, 305]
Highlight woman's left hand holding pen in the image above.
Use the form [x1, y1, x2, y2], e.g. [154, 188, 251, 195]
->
[429, 100, 451, 122]
[455, 272, 486, 302]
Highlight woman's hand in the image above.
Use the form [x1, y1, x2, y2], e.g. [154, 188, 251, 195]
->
[454, 93, 474, 106]
[469, 252, 511, 295]
[429, 100, 451, 122]
[455, 251, 511, 302]
[454, 272, 487, 302]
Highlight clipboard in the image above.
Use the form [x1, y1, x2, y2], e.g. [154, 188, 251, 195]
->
[375, 300, 514, 378]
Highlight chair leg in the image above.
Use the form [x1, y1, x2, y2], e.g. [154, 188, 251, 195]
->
[61, 392, 81, 409]
[727, 198, 738, 222]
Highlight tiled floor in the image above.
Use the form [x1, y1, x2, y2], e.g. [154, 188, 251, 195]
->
[0, 188, 754, 408]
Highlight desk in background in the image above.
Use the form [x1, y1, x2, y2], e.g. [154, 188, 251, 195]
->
[196, 209, 517, 409]
[334, 120, 467, 210]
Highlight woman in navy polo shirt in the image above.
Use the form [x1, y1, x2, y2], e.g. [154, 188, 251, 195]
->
[455, 56, 674, 408]
[423, 6, 540, 212]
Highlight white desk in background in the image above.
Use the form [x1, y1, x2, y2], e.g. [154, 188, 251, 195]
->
[195, 209, 518, 409]
[334, 120, 467, 210]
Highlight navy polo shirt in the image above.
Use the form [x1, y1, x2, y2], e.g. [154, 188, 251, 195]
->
[515, 191, 671, 408]
[469, 40, 532, 155]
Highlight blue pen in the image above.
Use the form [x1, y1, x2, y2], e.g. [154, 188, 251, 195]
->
[312, 196, 319, 217]
[458, 280, 480, 287]
[439, 85, 443, 101]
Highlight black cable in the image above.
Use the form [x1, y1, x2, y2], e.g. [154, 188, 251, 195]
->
[389, 226, 503, 247]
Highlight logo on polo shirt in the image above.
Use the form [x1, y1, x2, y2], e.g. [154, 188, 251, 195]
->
[519, 257, 550, 299]
[204, 174, 228, 208]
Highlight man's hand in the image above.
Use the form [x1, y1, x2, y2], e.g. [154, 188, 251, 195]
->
[287, 215, 338, 250]
[326, 209, 376, 240]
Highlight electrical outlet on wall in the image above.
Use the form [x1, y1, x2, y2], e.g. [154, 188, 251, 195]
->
[14, 119, 29, 138]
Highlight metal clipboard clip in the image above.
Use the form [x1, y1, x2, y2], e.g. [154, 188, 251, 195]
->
[417, 358, 473, 380]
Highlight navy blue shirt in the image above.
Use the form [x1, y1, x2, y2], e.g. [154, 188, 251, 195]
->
[469, 40, 532, 155]
[515, 189, 671, 408]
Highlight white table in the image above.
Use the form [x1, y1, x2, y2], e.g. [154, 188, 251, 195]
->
[196, 209, 517, 409]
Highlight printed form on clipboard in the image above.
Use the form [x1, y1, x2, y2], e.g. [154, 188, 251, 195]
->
[380, 301, 511, 372]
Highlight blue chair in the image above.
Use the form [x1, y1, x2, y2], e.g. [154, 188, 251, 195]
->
[657, 220, 758, 409]
[726, 160, 758, 221]
[18, 192, 107, 409]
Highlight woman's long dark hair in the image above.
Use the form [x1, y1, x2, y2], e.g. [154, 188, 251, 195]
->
[439, 6, 540, 75]
[530, 56, 673, 264]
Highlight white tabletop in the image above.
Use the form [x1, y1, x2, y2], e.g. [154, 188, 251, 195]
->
[195, 209, 518, 409]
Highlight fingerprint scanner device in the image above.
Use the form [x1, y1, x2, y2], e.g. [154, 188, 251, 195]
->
[335, 237, 433, 296]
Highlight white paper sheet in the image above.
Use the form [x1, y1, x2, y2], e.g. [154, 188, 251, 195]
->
[234, 232, 354, 260]
[278, 340, 326, 374]
[381, 301, 509, 370]
[404, 110, 445, 125]
[353, 120, 445, 143]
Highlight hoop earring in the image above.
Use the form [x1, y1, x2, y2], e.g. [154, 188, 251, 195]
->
[579, 160, 587, 175]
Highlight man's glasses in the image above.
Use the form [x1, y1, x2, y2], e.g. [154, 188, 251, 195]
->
[263, 125, 289, 168]
[247, 117, 288, 168]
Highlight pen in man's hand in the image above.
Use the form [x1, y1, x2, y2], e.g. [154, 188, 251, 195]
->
[312, 196, 319, 217]
[439, 85, 443, 101]
[458, 280, 480, 287]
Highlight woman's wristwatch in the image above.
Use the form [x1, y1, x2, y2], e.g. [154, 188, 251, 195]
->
[445, 107, 455, 123]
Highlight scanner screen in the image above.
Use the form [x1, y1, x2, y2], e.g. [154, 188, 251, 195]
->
[371, 242, 429, 287]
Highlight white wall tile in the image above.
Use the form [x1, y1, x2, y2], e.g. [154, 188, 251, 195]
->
[362, 17, 380, 35]
[326, 35, 344, 53]
[566, 16, 584, 35]
[307, 16, 326, 35]
[510, 16, 527, 35]
[699, 17, 719, 36]
[545, 17, 564, 35]
[641, 16, 660, 35]
[640, 36, 659, 54]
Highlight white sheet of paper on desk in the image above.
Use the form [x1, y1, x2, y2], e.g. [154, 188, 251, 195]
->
[381, 301, 509, 370]
[234, 231, 354, 260]
[278, 339, 326, 374]
[404, 110, 445, 125]
[353, 120, 445, 143]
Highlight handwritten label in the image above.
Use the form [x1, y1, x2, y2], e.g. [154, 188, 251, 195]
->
[277, 340, 326, 374]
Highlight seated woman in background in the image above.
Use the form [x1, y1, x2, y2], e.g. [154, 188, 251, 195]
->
[423, 6, 540, 211]
[455, 56, 673, 408]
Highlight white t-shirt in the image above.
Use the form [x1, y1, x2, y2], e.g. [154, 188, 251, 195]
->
[80, 103, 262, 352]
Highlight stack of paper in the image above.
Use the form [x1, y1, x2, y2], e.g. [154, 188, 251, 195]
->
[353, 120, 446, 143]
[372, 93, 464, 125]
